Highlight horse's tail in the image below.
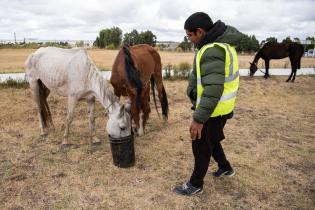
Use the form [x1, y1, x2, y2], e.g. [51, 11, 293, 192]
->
[290, 43, 304, 69]
[297, 44, 304, 69]
[150, 75, 169, 119]
[150, 47, 169, 120]
[122, 45, 142, 110]
[160, 84, 169, 119]
[37, 79, 53, 128]
[150, 75, 160, 118]
[297, 59, 301, 69]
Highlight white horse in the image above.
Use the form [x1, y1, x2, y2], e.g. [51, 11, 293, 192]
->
[25, 47, 131, 148]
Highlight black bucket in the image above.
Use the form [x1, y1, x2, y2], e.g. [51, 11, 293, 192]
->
[109, 133, 135, 168]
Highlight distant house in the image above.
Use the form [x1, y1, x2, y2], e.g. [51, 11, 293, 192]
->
[157, 41, 180, 51]
[25, 38, 39, 43]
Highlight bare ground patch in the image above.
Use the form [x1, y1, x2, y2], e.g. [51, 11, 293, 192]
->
[0, 76, 314, 209]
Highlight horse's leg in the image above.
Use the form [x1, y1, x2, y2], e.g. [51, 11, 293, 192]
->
[291, 61, 298, 82]
[287, 59, 295, 82]
[87, 96, 101, 144]
[291, 69, 297, 82]
[139, 88, 151, 136]
[130, 100, 140, 136]
[62, 96, 78, 146]
[29, 78, 48, 137]
[264, 60, 270, 79]
[286, 70, 293, 82]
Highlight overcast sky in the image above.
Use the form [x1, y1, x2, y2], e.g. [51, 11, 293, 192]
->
[0, 0, 314, 42]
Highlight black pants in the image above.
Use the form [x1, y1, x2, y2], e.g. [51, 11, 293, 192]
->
[189, 116, 232, 188]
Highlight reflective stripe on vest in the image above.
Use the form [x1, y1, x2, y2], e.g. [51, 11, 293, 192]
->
[196, 42, 239, 117]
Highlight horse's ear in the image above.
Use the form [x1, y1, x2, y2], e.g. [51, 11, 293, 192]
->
[249, 62, 252, 65]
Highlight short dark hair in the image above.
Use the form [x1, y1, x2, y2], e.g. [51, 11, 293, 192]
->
[184, 12, 213, 33]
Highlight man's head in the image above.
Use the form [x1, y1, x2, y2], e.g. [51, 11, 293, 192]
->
[184, 12, 213, 45]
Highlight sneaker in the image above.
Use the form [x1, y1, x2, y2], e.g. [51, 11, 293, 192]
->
[173, 181, 203, 196]
[212, 168, 235, 177]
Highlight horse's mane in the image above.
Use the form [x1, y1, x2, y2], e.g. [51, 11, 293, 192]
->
[122, 45, 143, 110]
[87, 59, 118, 106]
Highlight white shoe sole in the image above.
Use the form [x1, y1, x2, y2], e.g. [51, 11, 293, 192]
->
[223, 171, 235, 177]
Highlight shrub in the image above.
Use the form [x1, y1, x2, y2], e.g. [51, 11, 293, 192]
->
[0, 78, 29, 89]
[163, 62, 192, 80]
[106, 44, 116, 49]
[163, 63, 172, 79]
[174, 62, 191, 79]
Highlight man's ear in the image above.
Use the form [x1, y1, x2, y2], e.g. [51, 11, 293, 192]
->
[196, 28, 205, 36]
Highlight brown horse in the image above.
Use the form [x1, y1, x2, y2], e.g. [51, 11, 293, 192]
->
[249, 42, 304, 82]
[110, 44, 169, 136]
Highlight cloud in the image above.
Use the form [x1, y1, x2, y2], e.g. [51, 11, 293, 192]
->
[0, 0, 314, 41]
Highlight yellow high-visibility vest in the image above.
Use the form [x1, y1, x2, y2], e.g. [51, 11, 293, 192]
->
[196, 43, 239, 117]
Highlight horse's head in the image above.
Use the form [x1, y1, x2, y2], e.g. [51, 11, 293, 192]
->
[249, 62, 258, 77]
[106, 102, 132, 139]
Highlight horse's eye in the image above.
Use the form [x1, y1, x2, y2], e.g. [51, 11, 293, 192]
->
[120, 127, 126, 131]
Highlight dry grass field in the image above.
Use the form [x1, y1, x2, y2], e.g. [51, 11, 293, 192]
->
[0, 48, 315, 73]
[0, 76, 314, 209]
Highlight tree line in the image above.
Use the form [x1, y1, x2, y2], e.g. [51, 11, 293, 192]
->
[94, 26, 315, 53]
[94, 27, 156, 49]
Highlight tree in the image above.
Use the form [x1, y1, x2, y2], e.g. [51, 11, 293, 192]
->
[235, 34, 259, 53]
[305, 36, 315, 51]
[109, 27, 123, 48]
[138, 30, 157, 46]
[178, 36, 192, 51]
[282, 36, 292, 44]
[123, 29, 157, 46]
[75, 40, 84, 47]
[238, 35, 251, 52]
[123, 29, 139, 46]
[93, 37, 100, 47]
[95, 26, 122, 49]
[293, 37, 300, 43]
[249, 35, 259, 52]
[265, 37, 278, 43]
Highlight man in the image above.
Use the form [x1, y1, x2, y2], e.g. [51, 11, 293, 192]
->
[174, 12, 241, 196]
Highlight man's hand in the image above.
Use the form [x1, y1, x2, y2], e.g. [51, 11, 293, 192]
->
[189, 120, 203, 140]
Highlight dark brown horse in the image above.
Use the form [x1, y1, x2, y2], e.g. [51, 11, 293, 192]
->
[249, 42, 304, 82]
[110, 44, 169, 136]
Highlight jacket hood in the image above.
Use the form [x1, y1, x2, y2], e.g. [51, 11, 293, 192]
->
[196, 20, 243, 49]
[196, 20, 226, 49]
[215, 25, 244, 47]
